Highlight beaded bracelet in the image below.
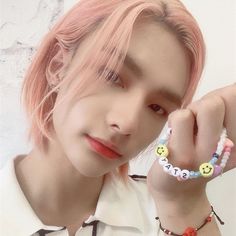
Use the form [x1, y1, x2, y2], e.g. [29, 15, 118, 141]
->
[155, 205, 224, 236]
[155, 127, 234, 180]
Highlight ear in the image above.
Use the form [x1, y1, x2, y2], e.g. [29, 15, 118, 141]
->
[46, 42, 67, 87]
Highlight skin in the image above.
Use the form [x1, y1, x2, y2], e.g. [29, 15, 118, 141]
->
[14, 17, 236, 235]
[15, 21, 190, 236]
[147, 85, 236, 235]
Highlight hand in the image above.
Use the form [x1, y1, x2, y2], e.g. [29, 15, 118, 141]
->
[147, 83, 236, 204]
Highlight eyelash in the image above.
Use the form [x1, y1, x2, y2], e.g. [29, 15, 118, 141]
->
[98, 67, 123, 87]
[98, 67, 167, 116]
[149, 104, 167, 116]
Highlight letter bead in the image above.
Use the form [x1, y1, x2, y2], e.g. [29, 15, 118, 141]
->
[158, 157, 168, 166]
[180, 169, 190, 180]
[155, 126, 232, 180]
[163, 163, 173, 173]
[171, 167, 181, 177]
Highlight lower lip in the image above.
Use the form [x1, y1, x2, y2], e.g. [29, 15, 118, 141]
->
[85, 135, 122, 160]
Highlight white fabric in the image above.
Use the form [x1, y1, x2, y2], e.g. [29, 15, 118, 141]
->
[0, 156, 163, 236]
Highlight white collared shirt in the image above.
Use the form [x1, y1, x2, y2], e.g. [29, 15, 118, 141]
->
[0, 157, 163, 236]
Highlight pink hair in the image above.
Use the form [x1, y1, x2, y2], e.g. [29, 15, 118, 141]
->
[21, 0, 205, 177]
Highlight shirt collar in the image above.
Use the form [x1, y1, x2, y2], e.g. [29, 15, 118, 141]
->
[92, 172, 148, 233]
[0, 157, 148, 235]
[0, 157, 65, 236]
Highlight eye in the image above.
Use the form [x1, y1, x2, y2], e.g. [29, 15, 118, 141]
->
[105, 70, 120, 83]
[98, 67, 123, 87]
[149, 104, 166, 115]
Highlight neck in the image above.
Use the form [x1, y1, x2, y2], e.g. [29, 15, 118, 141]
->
[15, 145, 104, 228]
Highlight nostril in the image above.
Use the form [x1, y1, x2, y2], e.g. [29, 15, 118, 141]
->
[110, 124, 121, 132]
[110, 124, 131, 137]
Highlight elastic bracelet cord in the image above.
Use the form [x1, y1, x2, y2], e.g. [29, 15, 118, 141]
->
[155, 127, 234, 180]
[155, 206, 224, 236]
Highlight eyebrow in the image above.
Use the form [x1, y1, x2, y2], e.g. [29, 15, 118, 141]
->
[157, 88, 183, 107]
[123, 53, 143, 77]
[123, 53, 183, 107]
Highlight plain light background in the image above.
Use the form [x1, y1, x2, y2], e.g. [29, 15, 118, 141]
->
[0, 0, 235, 234]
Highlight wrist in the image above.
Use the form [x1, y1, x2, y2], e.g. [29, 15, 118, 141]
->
[150, 181, 207, 215]
[154, 189, 209, 217]
[154, 194, 221, 235]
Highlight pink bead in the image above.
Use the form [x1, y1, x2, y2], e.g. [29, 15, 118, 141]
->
[224, 147, 231, 152]
[213, 165, 222, 177]
[225, 138, 234, 148]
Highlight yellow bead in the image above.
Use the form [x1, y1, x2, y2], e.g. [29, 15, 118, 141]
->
[199, 163, 214, 177]
[155, 144, 169, 157]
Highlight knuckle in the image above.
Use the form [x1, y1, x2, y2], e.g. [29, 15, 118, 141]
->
[169, 109, 193, 123]
[228, 86, 236, 100]
[199, 95, 225, 114]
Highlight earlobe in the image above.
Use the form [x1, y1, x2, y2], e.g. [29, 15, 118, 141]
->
[46, 42, 66, 88]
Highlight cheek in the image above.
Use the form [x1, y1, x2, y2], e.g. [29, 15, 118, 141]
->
[53, 96, 107, 136]
[142, 119, 166, 142]
[135, 124, 163, 155]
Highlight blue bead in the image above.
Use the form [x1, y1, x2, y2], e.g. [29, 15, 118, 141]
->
[190, 171, 195, 176]
[195, 172, 201, 177]
[191, 172, 197, 178]
[159, 139, 167, 144]
[209, 157, 218, 165]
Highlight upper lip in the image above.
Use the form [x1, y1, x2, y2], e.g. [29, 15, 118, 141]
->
[88, 135, 123, 156]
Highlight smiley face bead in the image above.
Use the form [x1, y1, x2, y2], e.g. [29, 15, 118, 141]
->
[199, 163, 214, 177]
[155, 144, 169, 157]
[155, 127, 231, 181]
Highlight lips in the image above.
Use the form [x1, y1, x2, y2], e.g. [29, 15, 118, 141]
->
[85, 135, 123, 160]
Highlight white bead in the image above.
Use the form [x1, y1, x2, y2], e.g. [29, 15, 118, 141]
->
[162, 134, 169, 140]
[163, 163, 173, 173]
[219, 136, 224, 142]
[221, 159, 228, 164]
[216, 150, 223, 156]
[217, 146, 224, 153]
[215, 150, 222, 155]
[217, 141, 223, 146]
[220, 163, 226, 168]
[167, 128, 172, 135]
[159, 157, 168, 166]
[180, 169, 190, 180]
[171, 167, 181, 177]
[219, 142, 224, 148]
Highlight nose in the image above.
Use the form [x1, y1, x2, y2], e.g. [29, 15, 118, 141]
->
[106, 96, 143, 136]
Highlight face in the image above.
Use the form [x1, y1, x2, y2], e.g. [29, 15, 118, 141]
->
[51, 21, 190, 177]
[199, 163, 214, 177]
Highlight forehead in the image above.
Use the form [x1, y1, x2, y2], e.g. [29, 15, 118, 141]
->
[124, 21, 190, 104]
[67, 20, 190, 106]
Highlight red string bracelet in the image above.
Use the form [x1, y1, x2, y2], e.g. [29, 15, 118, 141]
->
[155, 206, 224, 236]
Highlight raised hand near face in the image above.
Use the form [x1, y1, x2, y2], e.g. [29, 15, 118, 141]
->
[148, 83, 236, 197]
[147, 84, 236, 235]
